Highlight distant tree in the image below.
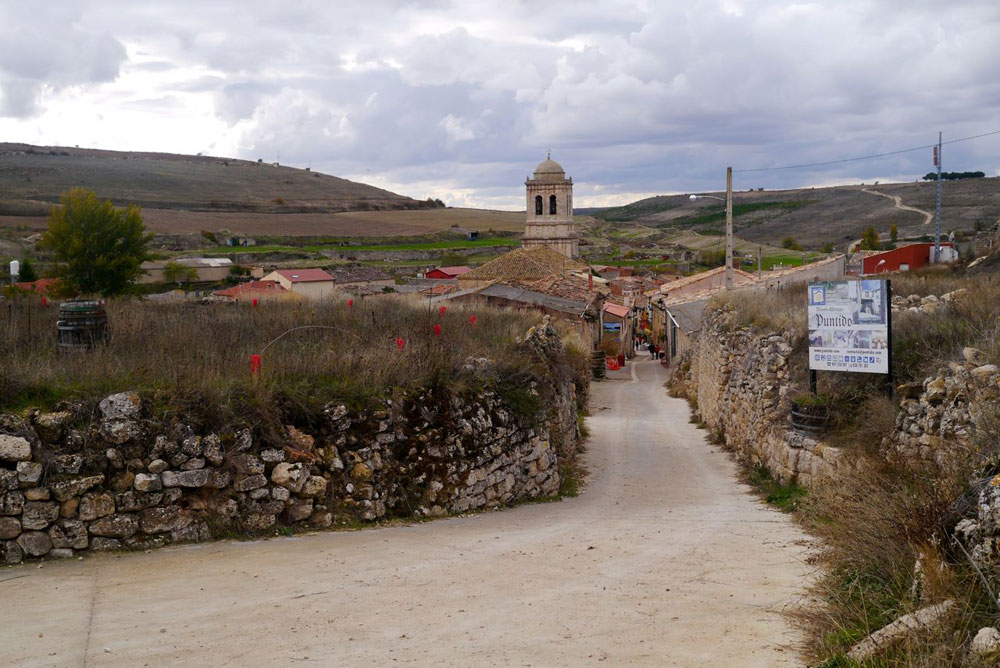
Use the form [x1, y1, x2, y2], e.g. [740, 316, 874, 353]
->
[859, 226, 881, 251]
[820, 242, 835, 254]
[781, 236, 802, 251]
[163, 261, 198, 287]
[41, 188, 153, 296]
[923, 171, 986, 181]
[889, 224, 898, 243]
[16, 258, 38, 283]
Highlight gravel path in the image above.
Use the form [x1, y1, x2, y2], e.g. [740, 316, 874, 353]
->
[1, 359, 813, 667]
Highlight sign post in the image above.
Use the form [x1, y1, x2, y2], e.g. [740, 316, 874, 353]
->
[807, 279, 893, 397]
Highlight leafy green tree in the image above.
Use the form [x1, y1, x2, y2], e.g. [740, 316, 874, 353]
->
[41, 188, 153, 296]
[820, 242, 835, 254]
[16, 258, 38, 282]
[859, 226, 881, 251]
[781, 236, 802, 251]
[889, 224, 898, 243]
[163, 261, 199, 287]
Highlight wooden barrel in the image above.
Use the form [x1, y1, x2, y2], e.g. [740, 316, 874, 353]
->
[57, 300, 109, 352]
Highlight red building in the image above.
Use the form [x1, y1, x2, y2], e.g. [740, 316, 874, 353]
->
[425, 266, 471, 279]
[861, 243, 954, 275]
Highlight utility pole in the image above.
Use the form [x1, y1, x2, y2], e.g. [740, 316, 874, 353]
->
[757, 246, 762, 281]
[934, 131, 942, 262]
[725, 166, 733, 290]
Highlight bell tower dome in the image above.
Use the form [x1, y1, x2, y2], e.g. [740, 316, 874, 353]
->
[522, 152, 578, 258]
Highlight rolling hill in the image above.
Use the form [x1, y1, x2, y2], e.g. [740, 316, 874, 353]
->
[0, 144, 524, 238]
[588, 178, 1000, 248]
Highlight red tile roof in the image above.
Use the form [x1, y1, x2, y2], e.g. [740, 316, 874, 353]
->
[603, 302, 630, 318]
[214, 281, 290, 298]
[273, 268, 334, 283]
[433, 266, 472, 276]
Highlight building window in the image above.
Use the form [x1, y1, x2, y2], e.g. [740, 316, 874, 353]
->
[535, 195, 543, 215]
[549, 194, 557, 215]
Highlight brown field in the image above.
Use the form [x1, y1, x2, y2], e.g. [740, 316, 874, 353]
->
[0, 207, 525, 238]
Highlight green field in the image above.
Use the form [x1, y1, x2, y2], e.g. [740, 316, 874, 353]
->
[195, 236, 521, 258]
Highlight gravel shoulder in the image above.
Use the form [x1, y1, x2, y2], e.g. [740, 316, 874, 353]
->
[1, 359, 813, 667]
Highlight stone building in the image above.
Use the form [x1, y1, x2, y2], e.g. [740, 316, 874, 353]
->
[523, 154, 579, 258]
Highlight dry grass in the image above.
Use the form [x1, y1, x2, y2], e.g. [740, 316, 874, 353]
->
[711, 282, 808, 335]
[0, 297, 584, 433]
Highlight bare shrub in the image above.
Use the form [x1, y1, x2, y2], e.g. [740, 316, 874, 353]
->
[0, 297, 584, 432]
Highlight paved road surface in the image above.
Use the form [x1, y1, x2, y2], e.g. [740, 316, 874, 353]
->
[1, 359, 812, 667]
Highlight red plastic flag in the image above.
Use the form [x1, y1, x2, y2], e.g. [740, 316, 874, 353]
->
[434, 324, 442, 337]
[396, 337, 406, 351]
[252, 298, 258, 307]
[250, 354, 262, 383]
[439, 305, 446, 317]
[348, 299, 354, 308]
[469, 315, 477, 325]
[41, 297, 47, 307]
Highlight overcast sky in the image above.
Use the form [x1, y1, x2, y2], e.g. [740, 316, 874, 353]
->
[2, 0, 999, 209]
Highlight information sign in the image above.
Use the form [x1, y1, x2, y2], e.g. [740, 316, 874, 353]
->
[807, 280, 889, 374]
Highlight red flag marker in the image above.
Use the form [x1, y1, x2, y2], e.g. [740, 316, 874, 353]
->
[469, 315, 476, 325]
[396, 337, 406, 351]
[41, 297, 47, 307]
[250, 354, 262, 384]
[439, 305, 446, 317]
[348, 299, 354, 308]
[252, 298, 258, 307]
[434, 324, 442, 337]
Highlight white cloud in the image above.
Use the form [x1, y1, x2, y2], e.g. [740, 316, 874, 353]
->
[1, 0, 999, 208]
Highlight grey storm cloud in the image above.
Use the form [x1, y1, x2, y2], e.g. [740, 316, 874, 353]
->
[5, 0, 1000, 204]
[0, 3, 126, 117]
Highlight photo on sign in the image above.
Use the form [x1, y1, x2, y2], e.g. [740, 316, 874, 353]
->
[807, 279, 890, 375]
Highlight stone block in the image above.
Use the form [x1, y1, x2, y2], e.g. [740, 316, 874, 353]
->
[161, 469, 210, 488]
[16, 530, 52, 556]
[51, 475, 105, 502]
[22, 501, 59, 530]
[301, 476, 328, 498]
[88, 513, 139, 539]
[140, 506, 193, 534]
[0, 516, 21, 539]
[234, 474, 268, 492]
[134, 473, 162, 492]
[1, 539, 23, 564]
[24, 487, 50, 501]
[50, 520, 88, 549]
[231, 454, 264, 475]
[79, 492, 115, 521]
[0, 434, 31, 462]
[16, 461, 43, 485]
[90, 537, 122, 551]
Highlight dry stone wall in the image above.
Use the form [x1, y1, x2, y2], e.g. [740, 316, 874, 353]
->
[0, 324, 583, 565]
[684, 306, 844, 486]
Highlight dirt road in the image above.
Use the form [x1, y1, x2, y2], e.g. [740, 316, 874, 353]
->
[863, 187, 934, 226]
[1, 359, 812, 667]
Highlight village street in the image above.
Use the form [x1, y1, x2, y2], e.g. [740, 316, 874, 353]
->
[2, 359, 813, 667]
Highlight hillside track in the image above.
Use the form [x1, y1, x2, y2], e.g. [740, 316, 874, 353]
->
[862, 187, 934, 226]
[1, 359, 813, 667]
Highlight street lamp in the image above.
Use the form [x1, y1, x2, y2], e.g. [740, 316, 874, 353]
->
[689, 166, 734, 290]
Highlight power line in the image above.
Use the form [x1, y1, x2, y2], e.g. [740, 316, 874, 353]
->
[734, 128, 1000, 173]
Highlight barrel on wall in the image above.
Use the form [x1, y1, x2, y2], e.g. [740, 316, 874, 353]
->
[57, 300, 110, 352]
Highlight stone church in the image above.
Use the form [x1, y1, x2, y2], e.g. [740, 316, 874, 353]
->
[522, 154, 579, 258]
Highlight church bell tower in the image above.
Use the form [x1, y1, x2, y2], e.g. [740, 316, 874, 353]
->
[522, 153, 579, 258]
